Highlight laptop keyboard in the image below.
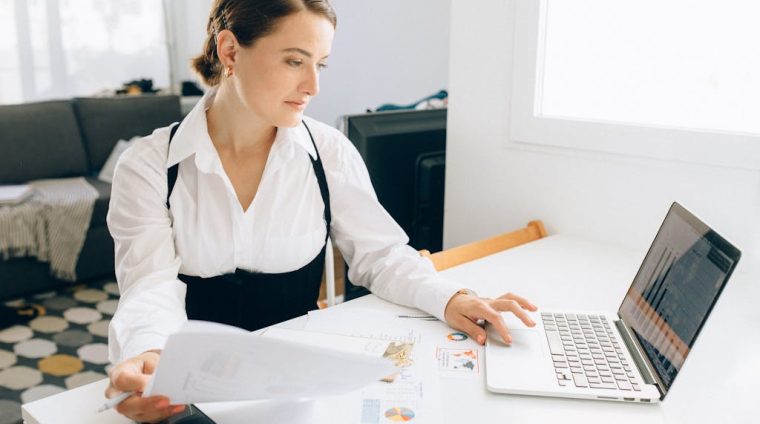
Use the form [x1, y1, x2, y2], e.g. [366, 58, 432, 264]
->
[541, 312, 641, 391]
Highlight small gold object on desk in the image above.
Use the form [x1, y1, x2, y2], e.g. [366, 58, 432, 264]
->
[380, 341, 414, 382]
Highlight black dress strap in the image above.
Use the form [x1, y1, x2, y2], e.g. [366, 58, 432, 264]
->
[166, 120, 330, 237]
[166, 122, 181, 210]
[302, 120, 332, 238]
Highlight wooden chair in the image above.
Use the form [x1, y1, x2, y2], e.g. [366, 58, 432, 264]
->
[420, 220, 548, 271]
[316, 239, 345, 309]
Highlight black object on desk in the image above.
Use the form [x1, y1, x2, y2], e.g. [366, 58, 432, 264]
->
[341, 109, 447, 301]
[165, 405, 216, 424]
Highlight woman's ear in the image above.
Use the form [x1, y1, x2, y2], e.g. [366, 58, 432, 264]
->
[216, 29, 239, 68]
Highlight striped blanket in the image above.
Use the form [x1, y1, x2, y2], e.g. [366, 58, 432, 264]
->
[0, 177, 98, 281]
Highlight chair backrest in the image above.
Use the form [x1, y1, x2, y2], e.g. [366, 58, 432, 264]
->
[420, 220, 548, 271]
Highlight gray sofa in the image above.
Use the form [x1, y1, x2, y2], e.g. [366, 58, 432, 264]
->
[0, 95, 183, 300]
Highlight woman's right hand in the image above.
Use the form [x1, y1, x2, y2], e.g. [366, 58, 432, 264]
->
[105, 350, 186, 423]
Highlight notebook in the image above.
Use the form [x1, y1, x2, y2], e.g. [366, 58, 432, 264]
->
[0, 184, 33, 205]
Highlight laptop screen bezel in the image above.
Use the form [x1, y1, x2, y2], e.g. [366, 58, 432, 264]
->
[616, 202, 741, 395]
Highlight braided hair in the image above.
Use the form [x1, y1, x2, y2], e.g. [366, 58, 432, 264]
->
[191, 0, 337, 87]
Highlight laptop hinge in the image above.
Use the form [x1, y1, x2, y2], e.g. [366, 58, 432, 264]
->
[614, 319, 667, 398]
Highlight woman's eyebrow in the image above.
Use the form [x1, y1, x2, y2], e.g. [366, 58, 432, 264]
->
[280, 47, 329, 59]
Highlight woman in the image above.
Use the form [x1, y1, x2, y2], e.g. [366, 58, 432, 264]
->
[105, 0, 537, 422]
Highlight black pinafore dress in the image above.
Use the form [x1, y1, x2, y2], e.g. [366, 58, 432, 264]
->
[165, 121, 331, 331]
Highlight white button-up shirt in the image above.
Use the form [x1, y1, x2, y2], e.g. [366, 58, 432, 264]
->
[107, 88, 461, 363]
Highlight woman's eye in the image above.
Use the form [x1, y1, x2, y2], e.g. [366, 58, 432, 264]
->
[287, 60, 302, 67]
[317, 63, 328, 71]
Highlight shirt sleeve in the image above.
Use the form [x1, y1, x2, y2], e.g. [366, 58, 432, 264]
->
[106, 130, 187, 364]
[322, 130, 462, 322]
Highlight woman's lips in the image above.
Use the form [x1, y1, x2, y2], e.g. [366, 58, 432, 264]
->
[285, 101, 307, 110]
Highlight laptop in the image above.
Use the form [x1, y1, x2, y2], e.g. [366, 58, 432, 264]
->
[485, 202, 741, 403]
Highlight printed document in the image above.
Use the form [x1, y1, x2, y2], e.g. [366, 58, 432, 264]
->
[143, 320, 396, 404]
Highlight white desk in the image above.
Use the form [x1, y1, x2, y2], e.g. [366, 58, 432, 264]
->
[22, 235, 759, 423]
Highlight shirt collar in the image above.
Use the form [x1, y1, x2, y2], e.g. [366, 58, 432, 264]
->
[166, 86, 318, 173]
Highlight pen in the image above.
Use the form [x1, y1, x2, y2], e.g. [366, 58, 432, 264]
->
[97, 391, 135, 413]
[396, 314, 435, 320]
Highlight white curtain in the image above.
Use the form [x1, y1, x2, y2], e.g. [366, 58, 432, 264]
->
[0, 0, 170, 104]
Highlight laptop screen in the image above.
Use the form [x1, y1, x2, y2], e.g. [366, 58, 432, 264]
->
[618, 202, 740, 392]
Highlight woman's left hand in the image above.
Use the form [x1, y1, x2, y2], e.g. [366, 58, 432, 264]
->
[444, 292, 538, 345]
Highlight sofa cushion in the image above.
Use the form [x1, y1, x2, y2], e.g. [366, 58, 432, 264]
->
[74, 95, 182, 172]
[84, 177, 111, 228]
[0, 100, 89, 184]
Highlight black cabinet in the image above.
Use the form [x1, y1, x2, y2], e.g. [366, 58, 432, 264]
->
[340, 109, 447, 300]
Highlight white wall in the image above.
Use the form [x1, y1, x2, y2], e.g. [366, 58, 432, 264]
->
[308, 0, 450, 126]
[445, 0, 760, 272]
[165, 0, 214, 91]
[170, 0, 451, 127]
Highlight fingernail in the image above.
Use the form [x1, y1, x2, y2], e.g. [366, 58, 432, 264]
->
[477, 335, 485, 344]
[507, 335, 513, 344]
[156, 399, 169, 408]
[529, 320, 536, 326]
[172, 405, 186, 413]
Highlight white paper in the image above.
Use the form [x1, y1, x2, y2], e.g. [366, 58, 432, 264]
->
[144, 320, 396, 404]
[0, 184, 33, 205]
[258, 327, 393, 357]
[304, 309, 445, 423]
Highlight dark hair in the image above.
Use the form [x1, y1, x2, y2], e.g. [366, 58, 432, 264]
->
[192, 0, 337, 87]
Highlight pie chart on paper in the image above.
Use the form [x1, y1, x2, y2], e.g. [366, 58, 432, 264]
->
[384, 407, 415, 422]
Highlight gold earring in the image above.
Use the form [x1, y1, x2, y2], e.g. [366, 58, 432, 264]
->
[224, 66, 232, 78]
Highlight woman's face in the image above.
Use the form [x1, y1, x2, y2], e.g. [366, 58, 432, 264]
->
[229, 11, 334, 128]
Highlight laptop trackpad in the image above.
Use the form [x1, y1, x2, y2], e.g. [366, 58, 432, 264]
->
[486, 325, 553, 391]
[487, 325, 542, 354]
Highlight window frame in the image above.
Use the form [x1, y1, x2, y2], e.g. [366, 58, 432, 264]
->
[508, 0, 760, 170]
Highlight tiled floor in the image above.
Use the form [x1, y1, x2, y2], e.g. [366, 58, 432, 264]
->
[0, 279, 116, 424]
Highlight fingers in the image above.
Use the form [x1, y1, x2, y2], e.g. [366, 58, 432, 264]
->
[444, 291, 539, 345]
[116, 395, 186, 423]
[109, 362, 151, 393]
[109, 351, 160, 394]
[490, 299, 536, 328]
[479, 304, 512, 344]
[106, 351, 178, 422]
[497, 292, 538, 311]
[139, 350, 161, 375]
[450, 315, 487, 345]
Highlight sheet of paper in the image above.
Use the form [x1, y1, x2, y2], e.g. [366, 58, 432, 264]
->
[144, 320, 396, 404]
[304, 309, 445, 423]
[258, 327, 394, 358]
[0, 184, 33, 204]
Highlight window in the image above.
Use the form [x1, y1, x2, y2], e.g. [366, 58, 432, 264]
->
[0, 0, 170, 104]
[510, 0, 760, 169]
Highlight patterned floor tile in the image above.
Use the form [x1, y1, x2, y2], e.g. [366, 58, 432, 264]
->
[103, 282, 120, 296]
[41, 296, 77, 311]
[29, 316, 69, 334]
[13, 339, 56, 359]
[0, 366, 42, 390]
[19, 384, 65, 403]
[52, 329, 93, 348]
[0, 327, 32, 344]
[86, 320, 110, 338]
[0, 399, 21, 424]
[31, 291, 56, 300]
[64, 370, 107, 390]
[0, 351, 15, 370]
[77, 343, 109, 365]
[38, 354, 84, 377]
[0, 278, 116, 421]
[63, 307, 102, 324]
[73, 289, 108, 304]
[95, 299, 118, 315]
